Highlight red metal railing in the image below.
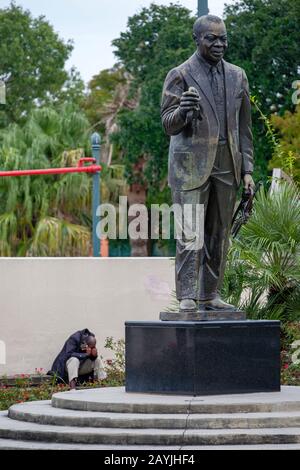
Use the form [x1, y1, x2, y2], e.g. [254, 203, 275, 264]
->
[0, 158, 102, 178]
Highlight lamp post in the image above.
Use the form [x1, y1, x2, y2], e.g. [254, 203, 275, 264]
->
[198, 0, 209, 17]
[91, 132, 101, 257]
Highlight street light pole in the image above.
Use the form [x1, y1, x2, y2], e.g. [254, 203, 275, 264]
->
[198, 0, 209, 17]
[91, 132, 101, 257]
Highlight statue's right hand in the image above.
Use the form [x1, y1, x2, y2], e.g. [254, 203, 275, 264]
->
[179, 88, 201, 119]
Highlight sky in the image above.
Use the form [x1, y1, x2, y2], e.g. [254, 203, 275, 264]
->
[0, 0, 233, 83]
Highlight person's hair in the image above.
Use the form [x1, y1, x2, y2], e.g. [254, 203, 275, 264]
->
[86, 335, 96, 346]
[193, 15, 224, 38]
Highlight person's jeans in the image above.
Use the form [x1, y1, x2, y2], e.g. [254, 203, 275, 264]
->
[66, 357, 107, 383]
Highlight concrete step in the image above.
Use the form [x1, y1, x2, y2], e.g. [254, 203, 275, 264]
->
[8, 401, 300, 430]
[52, 386, 300, 414]
[2, 387, 300, 448]
[1, 412, 300, 446]
[1, 438, 300, 450]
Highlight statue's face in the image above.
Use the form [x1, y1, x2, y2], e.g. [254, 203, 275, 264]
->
[197, 22, 228, 63]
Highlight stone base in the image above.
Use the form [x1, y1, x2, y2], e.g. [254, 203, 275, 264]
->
[126, 320, 281, 396]
[160, 309, 246, 322]
[2, 387, 300, 448]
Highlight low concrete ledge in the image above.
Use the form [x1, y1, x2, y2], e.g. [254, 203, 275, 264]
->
[0, 258, 174, 376]
[51, 386, 300, 414]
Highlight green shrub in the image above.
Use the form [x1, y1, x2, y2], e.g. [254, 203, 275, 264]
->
[223, 182, 300, 323]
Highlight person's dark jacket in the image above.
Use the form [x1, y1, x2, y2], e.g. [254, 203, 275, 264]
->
[48, 328, 95, 383]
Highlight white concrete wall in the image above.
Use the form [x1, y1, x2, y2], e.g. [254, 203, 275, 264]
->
[0, 258, 174, 376]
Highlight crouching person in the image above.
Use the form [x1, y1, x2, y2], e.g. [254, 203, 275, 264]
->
[49, 328, 107, 390]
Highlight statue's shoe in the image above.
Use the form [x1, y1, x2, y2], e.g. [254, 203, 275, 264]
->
[179, 299, 197, 312]
[199, 296, 236, 311]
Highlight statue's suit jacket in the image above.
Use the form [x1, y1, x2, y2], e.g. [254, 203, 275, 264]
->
[161, 53, 254, 191]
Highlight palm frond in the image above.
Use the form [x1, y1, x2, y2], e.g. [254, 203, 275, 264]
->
[0, 105, 93, 256]
[0, 213, 17, 256]
[28, 217, 91, 257]
[222, 182, 300, 324]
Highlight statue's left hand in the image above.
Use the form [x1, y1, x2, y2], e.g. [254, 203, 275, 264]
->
[244, 174, 255, 191]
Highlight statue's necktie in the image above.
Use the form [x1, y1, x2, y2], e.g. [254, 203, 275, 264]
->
[211, 65, 219, 96]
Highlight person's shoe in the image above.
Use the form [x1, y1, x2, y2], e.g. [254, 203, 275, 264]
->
[200, 296, 236, 311]
[69, 379, 77, 390]
[180, 299, 197, 311]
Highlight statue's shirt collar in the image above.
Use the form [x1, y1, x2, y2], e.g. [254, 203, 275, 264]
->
[196, 51, 223, 75]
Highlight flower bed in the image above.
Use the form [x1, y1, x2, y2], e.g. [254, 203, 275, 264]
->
[281, 322, 300, 386]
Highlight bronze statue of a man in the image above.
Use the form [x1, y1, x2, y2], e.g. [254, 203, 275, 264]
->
[161, 15, 255, 312]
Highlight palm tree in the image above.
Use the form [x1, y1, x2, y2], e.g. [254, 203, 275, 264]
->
[0, 104, 93, 256]
[223, 182, 300, 323]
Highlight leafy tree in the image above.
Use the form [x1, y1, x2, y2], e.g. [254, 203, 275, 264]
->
[83, 67, 136, 168]
[0, 2, 83, 127]
[109, 3, 196, 255]
[56, 67, 85, 109]
[83, 67, 127, 135]
[111, 3, 195, 199]
[269, 105, 300, 184]
[0, 104, 93, 256]
[224, 0, 300, 182]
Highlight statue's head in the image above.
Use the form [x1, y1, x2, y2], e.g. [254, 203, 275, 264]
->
[193, 15, 228, 64]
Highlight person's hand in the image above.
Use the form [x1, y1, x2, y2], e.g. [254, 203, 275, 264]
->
[244, 174, 255, 191]
[179, 87, 202, 119]
[85, 347, 92, 356]
[91, 348, 98, 358]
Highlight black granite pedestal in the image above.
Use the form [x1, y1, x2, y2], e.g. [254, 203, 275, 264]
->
[125, 321, 281, 396]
